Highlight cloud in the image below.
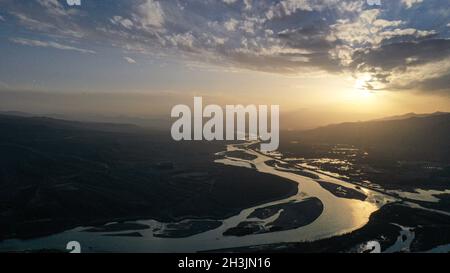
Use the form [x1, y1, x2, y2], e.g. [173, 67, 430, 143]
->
[9, 10, 85, 38]
[110, 16, 134, 29]
[124, 56, 137, 64]
[2, 0, 449, 94]
[350, 39, 450, 92]
[402, 0, 424, 9]
[167, 32, 195, 50]
[10, 11, 56, 32]
[224, 18, 239, 31]
[268, 0, 315, 16]
[321, 3, 448, 93]
[328, 8, 436, 50]
[0, 15, 5, 22]
[136, 0, 165, 29]
[223, 0, 238, 4]
[244, 0, 252, 10]
[10, 37, 95, 54]
[265, 0, 340, 19]
[240, 20, 255, 33]
[37, 0, 71, 17]
[390, 58, 450, 92]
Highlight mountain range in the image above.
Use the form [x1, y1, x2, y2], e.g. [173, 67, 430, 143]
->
[287, 112, 450, 162]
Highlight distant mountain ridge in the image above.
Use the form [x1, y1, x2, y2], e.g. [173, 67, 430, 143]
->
[293, 112, 450, 162]
[0, 113, 142, 133]
[2, 111, 450, 163]
[0, 111, 169, 130]
[370, 111, 450, 122]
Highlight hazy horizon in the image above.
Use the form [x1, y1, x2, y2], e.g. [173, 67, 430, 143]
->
[2, 88, 450, 130]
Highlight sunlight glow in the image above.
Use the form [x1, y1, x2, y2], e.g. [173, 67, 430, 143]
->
[353, 74, 376, 102]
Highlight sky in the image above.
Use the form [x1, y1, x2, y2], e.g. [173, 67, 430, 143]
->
[0, 0, 449, 129]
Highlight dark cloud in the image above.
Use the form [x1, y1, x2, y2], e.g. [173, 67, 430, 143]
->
[351, 39, 450, 92]
[352, 39, 450, 70]
[417, 73, 450, 92]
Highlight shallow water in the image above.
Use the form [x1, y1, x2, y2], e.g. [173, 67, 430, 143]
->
[426, 243, 450, 253]
[388, 189, 450, 203]
[384, 224, 415, 253]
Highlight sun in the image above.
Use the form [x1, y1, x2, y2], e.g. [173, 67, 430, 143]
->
[353, 74, 375, 101]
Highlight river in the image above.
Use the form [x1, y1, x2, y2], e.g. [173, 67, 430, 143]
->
[0, 143, 410, 253]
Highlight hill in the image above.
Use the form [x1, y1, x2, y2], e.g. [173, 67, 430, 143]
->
[0, 115, 296, 240]
[290, 113, 450, 162]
